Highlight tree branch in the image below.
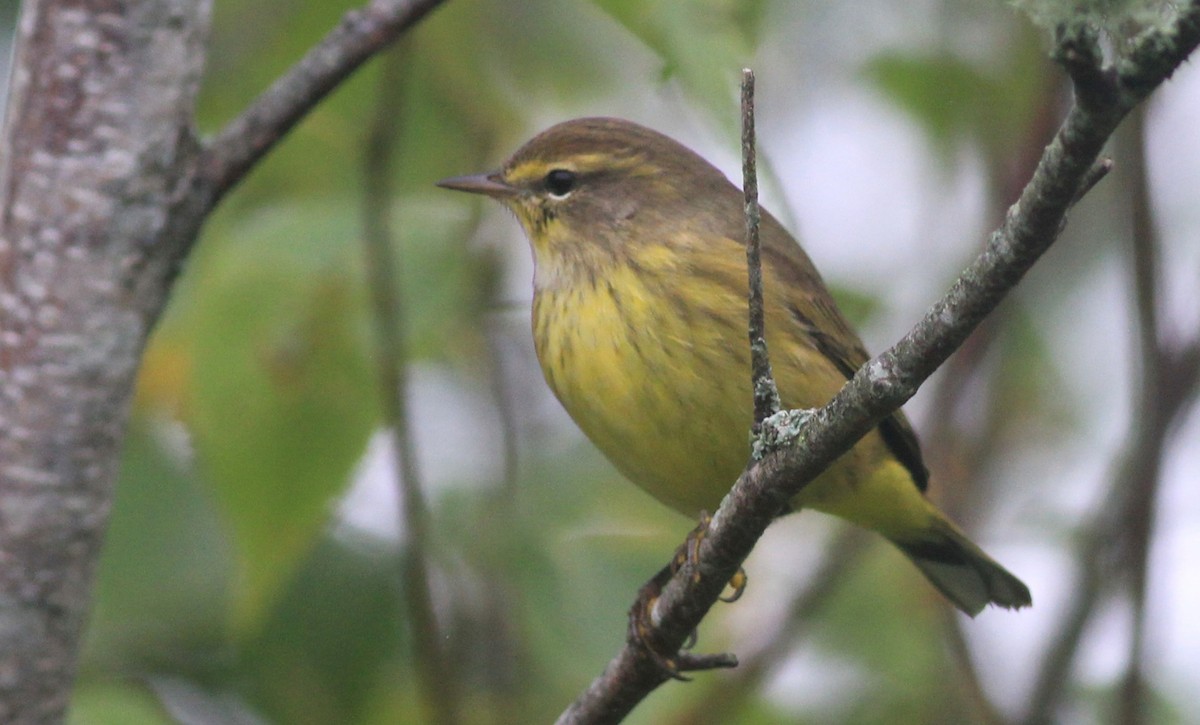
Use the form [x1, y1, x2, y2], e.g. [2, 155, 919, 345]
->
[1114, 104, 1164, 725]
[741, 69, 781, 432]
[556, 7, 1200, 722]
[195, 0, 448, 210]
[0, 0, 449, 719]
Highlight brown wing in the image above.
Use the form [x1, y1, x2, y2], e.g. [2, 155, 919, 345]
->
[759, 212, 930, 492]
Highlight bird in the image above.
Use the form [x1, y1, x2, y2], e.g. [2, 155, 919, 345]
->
[438, 117, 1031, 616]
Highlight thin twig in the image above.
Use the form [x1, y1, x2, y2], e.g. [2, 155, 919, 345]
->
[361, 43, 459, 725]
[1114, 105, 1161, 725]
[1172, 339, 1200, 387]
[939, 606, 1010, 725]
[197, 0, 448, 209]
[925, 59, 1065, 724]
[923, 318, 1014, 725]
[1073, 158, 1114, 204]
[741, 68, 781, 431]
[558, 9, 1200, 722]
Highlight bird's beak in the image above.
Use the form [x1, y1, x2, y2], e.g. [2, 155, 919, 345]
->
[436, 172, 518, 198]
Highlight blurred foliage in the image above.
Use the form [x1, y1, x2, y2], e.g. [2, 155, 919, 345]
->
[60, 0, 1199, 723]
[864, 33, 1047, 165]
[591, 0, 768, 127]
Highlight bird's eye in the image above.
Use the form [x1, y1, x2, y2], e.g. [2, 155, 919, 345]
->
[544, 169, 577, 198]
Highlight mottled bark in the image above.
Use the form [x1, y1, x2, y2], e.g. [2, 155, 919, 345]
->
[0, 1, 209, 721]
[0, 0, 448, 720]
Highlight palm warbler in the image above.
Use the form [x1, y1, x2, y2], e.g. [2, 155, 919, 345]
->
[438, 117, 1030, 615]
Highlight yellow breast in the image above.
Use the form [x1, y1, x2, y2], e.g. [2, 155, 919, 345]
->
[528, 234, 918, 532]
[532, 259, 753, 514]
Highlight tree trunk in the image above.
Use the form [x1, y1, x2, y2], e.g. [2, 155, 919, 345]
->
[0, 1, 210, 721]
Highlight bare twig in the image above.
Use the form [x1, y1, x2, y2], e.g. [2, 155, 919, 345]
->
[921, 319, 1014, 725]
[1074, 157, 1114, 204]
[939, 606, 1010, 725]
[924, 59, 1065, 724]
[558, 9, 1200, 723]
[196, 0, 448, 209]
[361, 43, 459, 725]
[1172, 339, 1200, 388]
[1024, 104, 1200, 725]
[1114, 105, 1161, 725]
[741, 68, 781, 431]
[1021, 372, 1188, 725]
[660, 73, 864, 723]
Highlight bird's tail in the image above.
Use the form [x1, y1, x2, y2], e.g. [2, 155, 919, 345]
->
[891, 520, 1031, 617]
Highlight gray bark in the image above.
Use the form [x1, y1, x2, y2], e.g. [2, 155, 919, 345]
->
[0, 0, 447, 719]
[0, 1, 210, 721]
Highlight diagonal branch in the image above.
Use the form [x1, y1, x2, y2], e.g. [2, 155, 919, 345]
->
[557, 7, 1200, 723]
[195, 0, 448, 210]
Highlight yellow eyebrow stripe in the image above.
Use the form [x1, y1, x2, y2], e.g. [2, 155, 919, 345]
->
[505, 153, 646, 185]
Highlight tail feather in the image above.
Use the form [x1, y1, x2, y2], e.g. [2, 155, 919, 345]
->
[894, 524, 1031, 617]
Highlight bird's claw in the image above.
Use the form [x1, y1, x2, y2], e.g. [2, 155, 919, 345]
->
[624, 510, 746, 679]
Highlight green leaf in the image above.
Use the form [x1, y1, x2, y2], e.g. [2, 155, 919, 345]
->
[864, 21, 1050, 164]
[68, 682, 173, 725]
[240, 536, 404, 724]
[81, 422, 231, 669]
[590, 0, 769, 119]
[169, 194, 489, 630]
[181, 204, 378, 629]
[865, 53, 997, 148]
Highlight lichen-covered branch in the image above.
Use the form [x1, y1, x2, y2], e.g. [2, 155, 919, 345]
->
[557, 6, 1200, 723]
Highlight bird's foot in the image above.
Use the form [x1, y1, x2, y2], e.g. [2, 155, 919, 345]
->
[626, 511, 744, 679]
